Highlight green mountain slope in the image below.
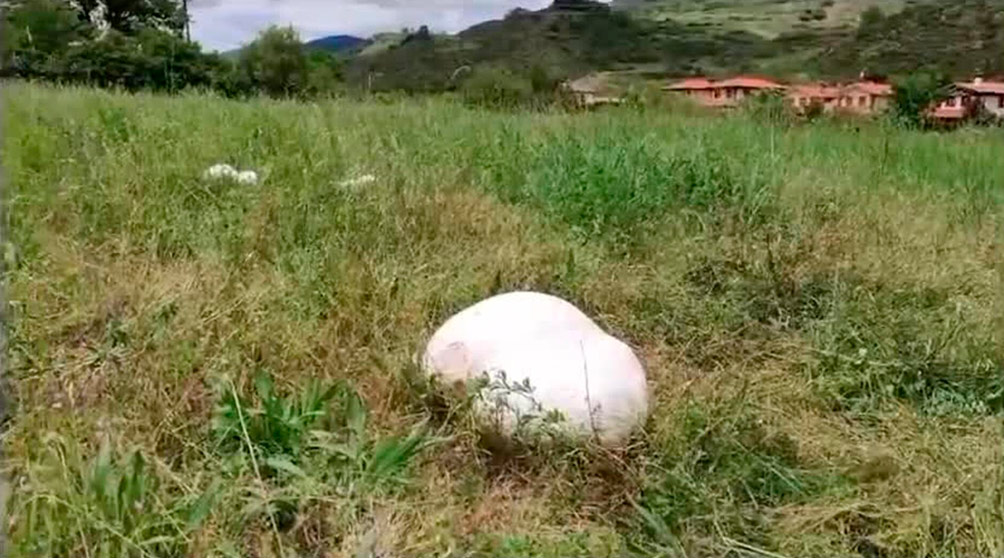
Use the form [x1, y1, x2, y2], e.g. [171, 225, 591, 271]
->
[816, 0, 1004, 78]
[344, 0, 1004, 92]
[345, 0, 776, 91]
[613, 0, 907, 38]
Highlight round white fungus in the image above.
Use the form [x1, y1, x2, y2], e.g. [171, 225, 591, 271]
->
[421, 291, 648, 446]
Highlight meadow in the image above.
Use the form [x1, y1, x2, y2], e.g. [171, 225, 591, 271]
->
[2, 81, 1003, 557]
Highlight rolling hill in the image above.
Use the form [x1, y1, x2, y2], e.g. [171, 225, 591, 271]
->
[815, 0, 1004, 78]
[343, 0, 778, 91]
[338, 0, 1004, 91]
[613, 0, 908, 38]
[305, 34, 368, 53]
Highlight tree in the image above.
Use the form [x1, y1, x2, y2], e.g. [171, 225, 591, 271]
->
[304, 49, 343, 96]
[528, 63, 557, 94]
[2, 0, 92, 76]
[239, 25, 308, 97]
[74, 0, 185, 35]
[5, 0, 89, 53]
[891, 72, 952, 128]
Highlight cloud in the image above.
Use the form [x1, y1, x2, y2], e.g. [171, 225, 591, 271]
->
[189, 0, 553, 52]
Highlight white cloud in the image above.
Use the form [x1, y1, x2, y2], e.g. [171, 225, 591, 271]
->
[189, 0, 553, 52]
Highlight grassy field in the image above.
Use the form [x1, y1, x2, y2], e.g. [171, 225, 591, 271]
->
[3, 82, 1003, 557]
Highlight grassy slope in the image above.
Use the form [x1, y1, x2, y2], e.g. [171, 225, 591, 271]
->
[818, 0, 1004, 79]
[345, 4, 666, 91]
[348, 0, 1004, 88]
[4, 83, 1004, 557]
[615, 0, 907, 37]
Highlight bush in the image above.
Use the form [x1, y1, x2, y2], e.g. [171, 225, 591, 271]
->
[891, 72, 952, 128]
[460, 66, 536, 109]
[239, 25, 309, 98]
[742, 89, 794, 126]
[305, 49, 344, 97]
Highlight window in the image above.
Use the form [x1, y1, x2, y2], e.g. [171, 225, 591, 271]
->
[858, 96, 867, 107]
[714, 89, 721, 99]
[998, 95, 1003, 108]
[726, 89, 735, 99]
[947, 97, 957, 107]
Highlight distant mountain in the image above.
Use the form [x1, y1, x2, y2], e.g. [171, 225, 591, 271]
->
[221, 33, 369, 60]
[305, 34, 369, 53]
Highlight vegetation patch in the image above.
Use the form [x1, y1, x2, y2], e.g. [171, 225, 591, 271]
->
[808, 282, 1003, 416]
[4, 84, 1004, 557]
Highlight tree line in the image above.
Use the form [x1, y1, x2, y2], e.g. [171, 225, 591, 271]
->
[1, 0, 344, 97]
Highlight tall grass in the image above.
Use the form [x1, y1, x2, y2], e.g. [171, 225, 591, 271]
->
[3, 82, 1003, 557]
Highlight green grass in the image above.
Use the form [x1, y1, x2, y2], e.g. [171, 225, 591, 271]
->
[3, 82, 1004, 557]
[616, 0, 907, 38]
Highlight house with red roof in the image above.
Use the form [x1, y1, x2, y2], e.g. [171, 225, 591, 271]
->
[836, 81, 893, 113]
[787, 81, 892, 115]
[664, 76, 784, 108]
[666, 73, 1003, 121]
[959, 78, 1004, 117]
[932, 78, 1004, 121]
[787, 83, 842, 112]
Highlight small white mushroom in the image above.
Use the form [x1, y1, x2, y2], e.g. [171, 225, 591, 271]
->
[338, 174, 376, 189]
[203, 164, 259, 185]
[203, 163, 238, 180]
[235, 170, 259, 185]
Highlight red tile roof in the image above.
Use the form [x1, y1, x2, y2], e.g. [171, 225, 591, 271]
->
[716, 76, 785, 89]
[665, 77, 715, 90]
[956, 81, 1004, 95]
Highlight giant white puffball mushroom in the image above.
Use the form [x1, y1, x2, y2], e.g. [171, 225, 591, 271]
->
[421, 291, 648, 446]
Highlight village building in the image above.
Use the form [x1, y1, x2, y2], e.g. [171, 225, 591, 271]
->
[662, 77, 716, 105]
[563, 73, 623, 107]
[836, 81, 894, 113]
[787, 81, 892, 114]
[667, 74, 893, 115]
[666, 73, 1001, 122]
[663, 76, 784, 108]
[932, 78, 1004, 121]
[787, 83, 842, 112]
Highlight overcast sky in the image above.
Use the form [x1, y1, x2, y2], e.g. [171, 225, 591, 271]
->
[190, 0, 554, 52]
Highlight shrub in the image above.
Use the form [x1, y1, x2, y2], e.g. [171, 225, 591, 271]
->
[742, 89, 794, 126]
[238, 25, 309, 98]
[891, 71, 952, 128]
[305, 49, 344, 96]
[460, 66, 536, 109]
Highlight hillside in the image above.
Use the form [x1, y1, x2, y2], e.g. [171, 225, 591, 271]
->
[342, 0, 1004, 91]
[344, 0, 777, 91]
[305, 34, 368, 53]
[815, 0, 1004, 78]
[614, 0, 907, 38]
